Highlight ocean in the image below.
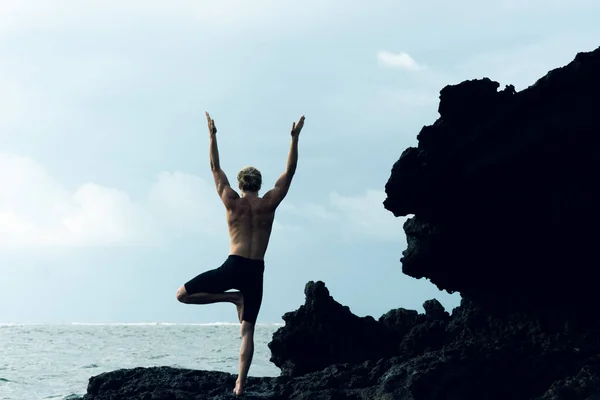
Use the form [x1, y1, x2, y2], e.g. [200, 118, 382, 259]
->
[0, 323, 282, 400]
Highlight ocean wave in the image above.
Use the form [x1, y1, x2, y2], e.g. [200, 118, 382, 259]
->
[148, 354, 170, 360]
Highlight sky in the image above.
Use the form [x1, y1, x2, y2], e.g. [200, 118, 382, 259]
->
[1, 0, 598, 324]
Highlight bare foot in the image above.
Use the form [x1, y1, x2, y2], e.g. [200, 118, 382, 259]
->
[233, 379, 245, 397]
[234, 293, 244, 324]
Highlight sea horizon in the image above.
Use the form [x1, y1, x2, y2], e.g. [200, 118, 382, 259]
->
[0, 321, 285, 326]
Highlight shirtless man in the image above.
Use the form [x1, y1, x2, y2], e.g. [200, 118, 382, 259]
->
[176, 112, 305, 397]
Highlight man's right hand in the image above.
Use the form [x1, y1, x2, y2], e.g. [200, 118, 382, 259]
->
[291, 115, 305, 138]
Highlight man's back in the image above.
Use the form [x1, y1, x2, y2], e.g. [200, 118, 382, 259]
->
[176, 112, 304, 397]
[227, 195, 276, 261]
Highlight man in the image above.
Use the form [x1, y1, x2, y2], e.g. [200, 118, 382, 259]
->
[176, 111, 305, 397]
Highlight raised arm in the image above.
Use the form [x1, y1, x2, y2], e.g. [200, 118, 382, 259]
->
[206, 112, 239, 210]
[264, 115, 305, 210]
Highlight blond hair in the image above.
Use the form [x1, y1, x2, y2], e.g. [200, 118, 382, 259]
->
[237, 166, 262, 192]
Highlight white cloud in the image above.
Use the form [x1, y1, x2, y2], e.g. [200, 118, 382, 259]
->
[2, 156, 396, 250]
[278, 189, 406, 242]
[0, 152, 404, 250]
[147, 171, 223, 235]
[0, 153, 225, 249]
[277, 202, 338, 223]
[329, 189, 405, 241]
[377, 50, 423, 71]
[304, 204, 338, 220]
[61, 183, 152, 244]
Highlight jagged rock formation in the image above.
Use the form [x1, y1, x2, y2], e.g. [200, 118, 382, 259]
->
[383, 47, 600, 313]
[73, 281, 600, 399]
[75, 46, 600, 400]
[267, 281, 421, 377]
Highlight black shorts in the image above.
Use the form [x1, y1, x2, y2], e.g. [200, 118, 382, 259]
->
[184, 255, 265, 324]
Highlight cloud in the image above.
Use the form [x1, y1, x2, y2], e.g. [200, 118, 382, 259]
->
[377, 50, 423, 71]
[146, 171, 223, 235]
[0, 153, 225, 249]
[61, 183, 152, 244]
[0, 152, 404, 251]
[329, 190, 406, 241]
[304, 204, 338, 220]
[278, 189, 406, 242]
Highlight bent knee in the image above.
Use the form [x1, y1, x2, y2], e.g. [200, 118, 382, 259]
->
[176, 286, 188, 303]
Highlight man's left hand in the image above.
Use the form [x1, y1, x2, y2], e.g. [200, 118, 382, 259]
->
[206, 111, 217, 136]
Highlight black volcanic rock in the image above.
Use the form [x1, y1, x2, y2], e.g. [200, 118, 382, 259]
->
[378, 307, 419, 336]
[78, 287, 600, 399]
[423, 299, 448, 321]
[73, 288, 600, 399]
[75, 305, 600, 400]
[267, 281, 419, 377]
[537, 364, 600, 400]
[384, 46, 600, 313]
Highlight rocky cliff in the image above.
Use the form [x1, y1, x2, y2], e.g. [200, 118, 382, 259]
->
[74, 46, 600, 400]
[383, 47, 600, 313]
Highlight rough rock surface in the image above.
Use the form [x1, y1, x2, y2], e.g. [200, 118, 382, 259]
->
[383, 46, 600, 313]
[74, 286, 600, 399]
[267, 281, 419, 377]
[75, 46, 600, 400]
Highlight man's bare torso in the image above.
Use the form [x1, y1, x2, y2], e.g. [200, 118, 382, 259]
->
[227, 195, 275, 261]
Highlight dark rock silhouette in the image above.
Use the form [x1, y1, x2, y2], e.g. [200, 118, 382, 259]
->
[268, 281, 416, 377]
[383, 46, 600, 313]
[74, 285, 600, 399]
[74, 45, 600, 400]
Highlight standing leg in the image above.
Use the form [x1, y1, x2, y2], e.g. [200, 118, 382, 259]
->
[232, 270, 263, 396]
[234, 321, 255, 397]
